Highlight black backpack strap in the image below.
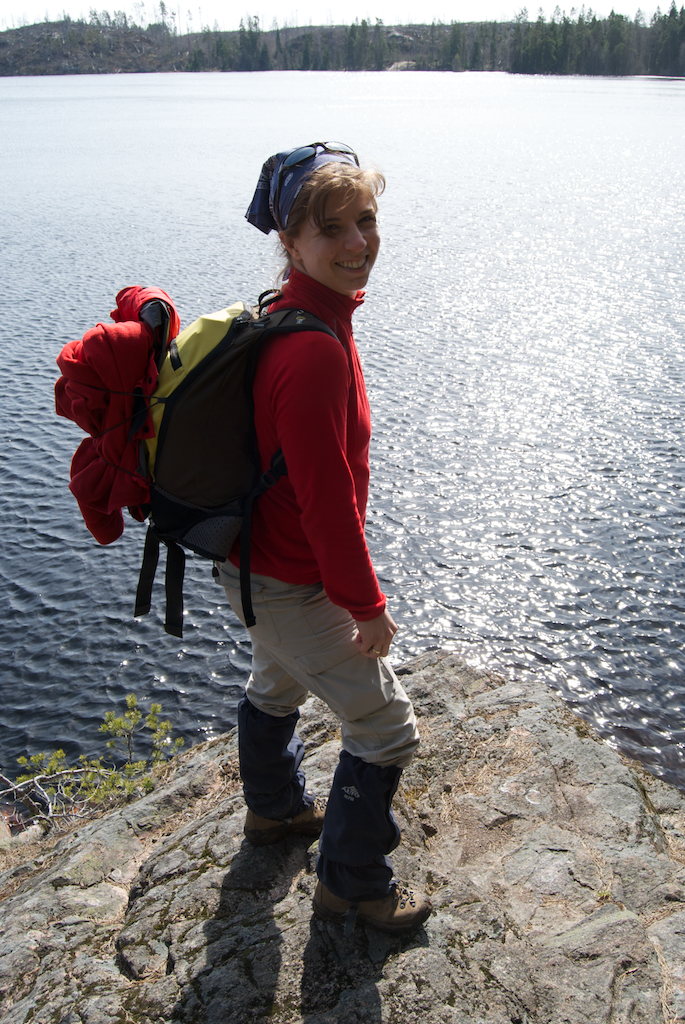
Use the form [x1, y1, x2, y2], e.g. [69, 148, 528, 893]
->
[164, 541, 186, 638]
[135, 525, 185, 638]
[255, 307, 338, 342]
[135, 525, 160, 617]
[239, 449, 287, 628]
[236, 310, 338, 628]
[139, 298, 172, 371]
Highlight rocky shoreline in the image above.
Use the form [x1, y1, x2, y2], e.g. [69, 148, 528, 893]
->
[2, 651, 685, 1023]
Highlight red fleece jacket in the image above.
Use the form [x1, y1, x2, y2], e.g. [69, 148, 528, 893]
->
[55, 287, 180, 544]
[230, 269, 386, 622]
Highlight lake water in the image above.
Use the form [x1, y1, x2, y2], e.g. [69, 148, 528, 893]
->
[1, 71, 684, 786]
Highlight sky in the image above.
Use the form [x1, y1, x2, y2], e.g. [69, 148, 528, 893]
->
[1, 0, 657, 33]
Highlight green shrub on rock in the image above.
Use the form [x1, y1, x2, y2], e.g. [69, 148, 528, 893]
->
[2, 693, 184, 834]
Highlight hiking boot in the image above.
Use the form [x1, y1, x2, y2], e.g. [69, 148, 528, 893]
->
[313, 880, 432, 935]
[244, 798, 326, 846]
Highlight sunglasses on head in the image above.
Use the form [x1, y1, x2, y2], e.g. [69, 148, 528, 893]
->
[282, 141, 359, 170]
[274, 142, 359, 228]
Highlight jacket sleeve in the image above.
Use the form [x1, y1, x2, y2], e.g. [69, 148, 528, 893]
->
[266, 332, 386, 620]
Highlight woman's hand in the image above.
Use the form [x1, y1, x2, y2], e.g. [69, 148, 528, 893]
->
[354, 609, 398, 659]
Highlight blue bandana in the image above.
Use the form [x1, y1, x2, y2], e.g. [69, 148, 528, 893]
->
[245, 144, 358, 235]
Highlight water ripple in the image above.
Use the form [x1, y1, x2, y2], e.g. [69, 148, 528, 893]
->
[1, 71, 684, 786]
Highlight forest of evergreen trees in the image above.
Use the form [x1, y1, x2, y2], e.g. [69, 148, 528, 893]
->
[1, 5, 683, 78]
[509, 5, 685, 74]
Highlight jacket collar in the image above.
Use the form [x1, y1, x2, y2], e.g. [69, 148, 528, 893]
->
[275, 268, 364, 332]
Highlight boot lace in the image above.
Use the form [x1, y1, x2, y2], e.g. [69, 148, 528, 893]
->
[393, 883, 417, 910]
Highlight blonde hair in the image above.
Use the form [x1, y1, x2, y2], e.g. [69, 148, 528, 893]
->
[278, 162, 385, 277]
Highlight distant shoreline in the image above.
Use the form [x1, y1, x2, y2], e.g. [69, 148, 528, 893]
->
[1, 9, 683, 78]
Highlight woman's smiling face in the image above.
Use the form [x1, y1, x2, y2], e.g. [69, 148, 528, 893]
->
[281, 192, 380, 297]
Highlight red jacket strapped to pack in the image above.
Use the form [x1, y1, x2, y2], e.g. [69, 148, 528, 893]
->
[55, 286, 180, 545]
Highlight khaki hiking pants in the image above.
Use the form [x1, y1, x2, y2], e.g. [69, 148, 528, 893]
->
[217, 561, 419, 769]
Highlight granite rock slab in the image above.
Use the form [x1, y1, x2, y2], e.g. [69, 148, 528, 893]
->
[2, 651, 685, 1023]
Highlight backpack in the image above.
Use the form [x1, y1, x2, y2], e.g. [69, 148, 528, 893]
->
[134, 293, 339, 638]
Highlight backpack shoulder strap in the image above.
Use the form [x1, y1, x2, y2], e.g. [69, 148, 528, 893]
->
[240, 307, 339, 346]
[237, 308, 340, 629]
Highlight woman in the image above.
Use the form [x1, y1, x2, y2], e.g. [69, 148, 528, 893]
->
[218, 142, 431, 934]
